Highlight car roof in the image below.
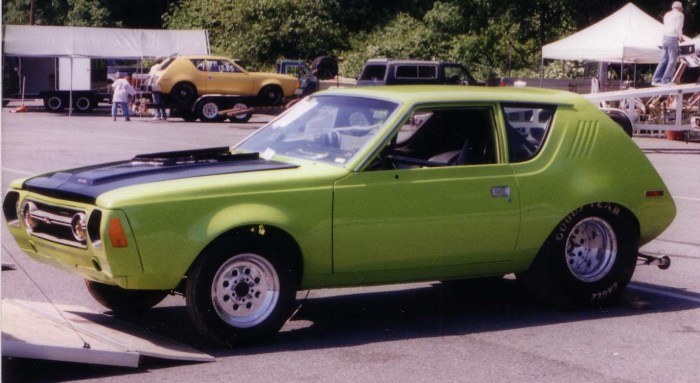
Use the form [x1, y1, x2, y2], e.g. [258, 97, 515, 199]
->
[365, 59, 443, 65]
[318, 85, 580, 106]
[176, 55, 233, 61]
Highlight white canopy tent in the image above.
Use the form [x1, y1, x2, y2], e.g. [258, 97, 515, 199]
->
[542, 3, 686, 64]
[3, 25, 209, 113]
[3, 25, 210, 58]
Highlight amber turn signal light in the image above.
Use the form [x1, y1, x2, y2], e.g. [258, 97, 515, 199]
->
[108, 218, 128, 248]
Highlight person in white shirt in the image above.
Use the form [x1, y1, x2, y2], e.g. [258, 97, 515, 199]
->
[652, 1, 684, 86]
[111, 73, 137, 121]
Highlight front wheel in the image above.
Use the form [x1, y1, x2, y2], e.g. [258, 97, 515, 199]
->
[86, 280, 169, 313]
[257, 85, 283, 106]
[186, 238, 297, 345]
[517, 204, 638, 307]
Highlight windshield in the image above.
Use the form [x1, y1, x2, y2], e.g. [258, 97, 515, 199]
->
[238, 95, 399, 166]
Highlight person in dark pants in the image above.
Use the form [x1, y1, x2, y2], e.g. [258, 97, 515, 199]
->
[148, 58, 168, 120]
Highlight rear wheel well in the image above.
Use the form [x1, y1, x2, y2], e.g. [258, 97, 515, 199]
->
[180, 224, 303, 293]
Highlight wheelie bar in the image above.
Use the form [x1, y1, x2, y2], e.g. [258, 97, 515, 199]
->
[637, 252, 671, 270]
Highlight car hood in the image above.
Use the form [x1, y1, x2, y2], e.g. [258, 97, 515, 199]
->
[249, 72, 298, 82]
[21, 147, 298, 204]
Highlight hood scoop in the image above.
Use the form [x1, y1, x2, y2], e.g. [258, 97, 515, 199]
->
[131, 147, 258, 166]
[22, 148, 298, 204]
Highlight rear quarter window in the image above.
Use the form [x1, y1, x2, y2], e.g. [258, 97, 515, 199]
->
[503, 104, 556, 163]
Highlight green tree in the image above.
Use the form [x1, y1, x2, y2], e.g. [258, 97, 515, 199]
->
[165, 0, 348, 70]
[2, 0, 117, 27]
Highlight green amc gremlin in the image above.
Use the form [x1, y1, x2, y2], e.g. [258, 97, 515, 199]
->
[3, 85, 676, 345]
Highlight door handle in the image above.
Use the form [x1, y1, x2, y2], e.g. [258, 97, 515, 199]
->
[491, 186, 512, 202]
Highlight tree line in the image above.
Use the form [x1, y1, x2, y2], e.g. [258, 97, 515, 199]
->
[3, 0, 698, 80]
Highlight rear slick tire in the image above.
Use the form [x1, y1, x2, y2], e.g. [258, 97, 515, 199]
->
[516, 204, 638, 307]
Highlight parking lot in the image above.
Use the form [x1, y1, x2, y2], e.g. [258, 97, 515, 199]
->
[2, 103, 700, 383]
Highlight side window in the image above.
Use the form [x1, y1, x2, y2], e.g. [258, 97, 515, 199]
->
[371, 107, 497, 170]
[503, 104, 556, 163]
[359, 64, 387, 81]
[417, 65, 437, 79]
[218, 60, 238, 73]
[191, 59, 206, 71]
[395, 65, 418, 79]
[444, 65, 467, 84]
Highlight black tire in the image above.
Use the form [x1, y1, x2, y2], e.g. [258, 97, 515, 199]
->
[74, 96, 94, 113]
[186, 236, 297, 345]
[170, 82, 197, 107]
[2, 100, 9, 107]
[258, 85, 283, 106]
[516, 204, 638, 307]
[86, 280, 169, 313]
[311, 56, 339, 80]
[605, 110, 634, 137]
[228, 102, 252, 123]
[44, 95, 66, 112]
[198, 99, 225, 122]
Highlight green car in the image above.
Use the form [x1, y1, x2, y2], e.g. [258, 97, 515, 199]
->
[3, 85, 676, 345]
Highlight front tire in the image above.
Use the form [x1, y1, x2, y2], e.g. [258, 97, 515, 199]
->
[258, 85, 283, 106]
[86, 280, 169, 313]
[186, 238, 297, 345]
[517, 204, 638, 307]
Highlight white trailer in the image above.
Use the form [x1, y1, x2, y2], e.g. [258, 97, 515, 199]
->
[583, 83, 700, 135]
[2, 25, 210, 113]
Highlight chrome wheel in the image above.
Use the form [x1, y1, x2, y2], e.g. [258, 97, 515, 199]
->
[565, 217, 617, 282]
[211, 253, 280, 328]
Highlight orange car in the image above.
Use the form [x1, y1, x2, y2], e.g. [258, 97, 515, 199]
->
[150, 55, 299, 112]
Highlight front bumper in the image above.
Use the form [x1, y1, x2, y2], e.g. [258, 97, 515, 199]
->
[3, 189, 143, 288]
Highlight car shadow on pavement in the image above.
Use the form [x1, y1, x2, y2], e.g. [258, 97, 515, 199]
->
[129, 277, 700, 356]
[4, 277, 699, 381]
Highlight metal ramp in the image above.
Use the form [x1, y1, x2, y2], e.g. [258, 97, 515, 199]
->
[2, 298, 215, 368]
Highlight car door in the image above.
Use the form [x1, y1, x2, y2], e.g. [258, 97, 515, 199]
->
[205, 59, 254, 95]
[332, 105, 521, 274]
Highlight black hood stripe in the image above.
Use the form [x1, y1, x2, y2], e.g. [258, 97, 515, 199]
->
[22, 149, 298, 204]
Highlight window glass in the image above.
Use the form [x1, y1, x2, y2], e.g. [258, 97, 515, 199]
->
[502, 104, 556, 163]
[191, 59, 206, 71]
[417, 65, 437, 79]
[239, 96, 398, 167]
[374, 107, 497, 169]
[359, 65, 387, 81]
[395, 65, 418, 78]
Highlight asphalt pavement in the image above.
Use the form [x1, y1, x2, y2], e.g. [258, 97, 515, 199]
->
[1, 102, 699, 383]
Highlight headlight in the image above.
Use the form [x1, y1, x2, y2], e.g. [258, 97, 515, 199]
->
[21, 201, 39, 231]
[71, 212, 87, 243]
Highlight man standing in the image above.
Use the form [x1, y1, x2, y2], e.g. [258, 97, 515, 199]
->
[148, 58, 167, 120]
[111, 73, 136, 121]
[652, 1, 684, 86]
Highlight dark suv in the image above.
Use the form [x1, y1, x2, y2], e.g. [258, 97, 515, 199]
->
[357, 59, 480, 86]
